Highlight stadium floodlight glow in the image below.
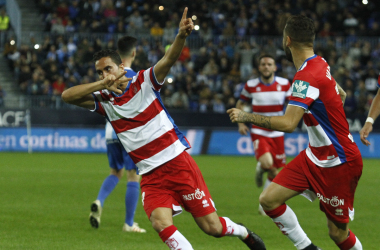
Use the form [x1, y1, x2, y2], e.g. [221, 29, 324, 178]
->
[34, 44, 40, 49]
[159, 6, 164, 11]
[194, 25, 200, 30]
[362, 0, 368, 4]
[167, 77, 173, 83]
[10, 40, 15, 45]
[192, 15, 197, 20]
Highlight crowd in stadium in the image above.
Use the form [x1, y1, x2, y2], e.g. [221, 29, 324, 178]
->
[3, 0, 380, 114]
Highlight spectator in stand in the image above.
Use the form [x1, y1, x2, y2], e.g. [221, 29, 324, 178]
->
[52, 76, 66, 96]
[0, 9, 10, 31]
[0, 85, 5, 107]
[150, 22, 164, 37]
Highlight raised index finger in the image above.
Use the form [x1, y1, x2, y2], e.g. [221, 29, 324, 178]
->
[116, 70, 127, 80]
[182, 7, 188, 20]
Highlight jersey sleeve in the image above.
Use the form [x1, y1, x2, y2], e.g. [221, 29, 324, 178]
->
[143, 66, 165, 91]
[239, 82, 252, 102]
[288, 71, 319, 110]
[91, 91, 106, 116]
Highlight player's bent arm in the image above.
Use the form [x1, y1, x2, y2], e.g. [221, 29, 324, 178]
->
[227, 105, 304, 133]
[336, 82, 346, 105]
[154, 34, 186, 83]
[62, 80, 105, 109]
[367, 89, 380, 123]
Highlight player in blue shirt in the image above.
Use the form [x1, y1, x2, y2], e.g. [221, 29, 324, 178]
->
[89, 36, 146, 233]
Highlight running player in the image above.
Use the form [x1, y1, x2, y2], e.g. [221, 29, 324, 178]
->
[236, 54, 291, 215]
[89, 36, 146, 233]
[62, 8, 265, 250]
[359, 73, 380, 146]
[228, 15, 363, 250]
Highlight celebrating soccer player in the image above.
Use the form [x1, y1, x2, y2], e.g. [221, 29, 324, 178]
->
[236, 54, 291, 216]
[228, 15, 363, 250]
[62, 8, 266, 250]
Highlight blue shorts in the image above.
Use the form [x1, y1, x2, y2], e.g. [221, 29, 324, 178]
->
[106, 140, 138, 174]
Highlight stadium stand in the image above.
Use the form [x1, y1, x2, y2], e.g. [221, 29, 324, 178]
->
[3, 0, 380, 114]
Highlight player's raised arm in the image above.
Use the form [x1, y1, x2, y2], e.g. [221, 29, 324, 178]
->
[154, 7, 194, 83]
[61, 71, 130, 109]
[227, 104, 304, 133]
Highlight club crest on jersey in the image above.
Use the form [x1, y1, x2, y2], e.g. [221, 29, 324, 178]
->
[292, 80, 309, 99]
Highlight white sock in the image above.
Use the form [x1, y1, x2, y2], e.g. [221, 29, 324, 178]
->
[220, 217, 248, 240]
[350, 237, 362, 250]
[165, 231, 194, 250]
[263, 178, 272, 190]
[270, 205, 311, 250]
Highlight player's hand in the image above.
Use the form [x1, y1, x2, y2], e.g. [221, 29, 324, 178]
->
[238, 123, 250, 135]
[102, 71, 131, 94]
[178, 7, 194, 38]
[227, 108, 248, 123]
[359, 122, 373, 146]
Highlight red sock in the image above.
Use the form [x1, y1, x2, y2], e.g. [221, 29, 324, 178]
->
[264, 203, 287, 218]
[159, 225, 177, 242]
[337, 230, 356, 250]
[219, 217, 227, 237]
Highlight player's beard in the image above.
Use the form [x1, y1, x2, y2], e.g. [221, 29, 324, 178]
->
[283, 43, 293, 63]
[260, 72, 273, 81]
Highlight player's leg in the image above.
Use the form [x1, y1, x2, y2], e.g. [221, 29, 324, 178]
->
[150, 207, 194, 250]
[90, 142, 123, 228]
[122, 152, 145, 232]
[260, 152, 320, 250]
[327, 219, 362, 250]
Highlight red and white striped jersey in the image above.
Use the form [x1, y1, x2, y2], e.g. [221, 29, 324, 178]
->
[92, 67, 190, 175]
[289, 55, 360, 168]
[240, 76, 291, 137]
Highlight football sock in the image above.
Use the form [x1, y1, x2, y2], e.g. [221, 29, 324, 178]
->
[337, 230, 362, 250]
[265, 204, 312, 250]
[125, 181, 139, 226]
[159, 225, 194, 250]
[263, 178, 272, 190]
[219, 217, 249, 240]
[96, 174, 119, 207]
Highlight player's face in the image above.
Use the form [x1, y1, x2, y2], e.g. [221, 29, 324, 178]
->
[95, 57, 123, 80]
[258, 57, 276, 80]
[283, 29, 293, 63]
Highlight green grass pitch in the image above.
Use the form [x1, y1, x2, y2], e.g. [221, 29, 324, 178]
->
[0, 152, 379, 249]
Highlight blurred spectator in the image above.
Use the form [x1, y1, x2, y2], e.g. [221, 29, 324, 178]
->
[0, 9, 9, 31]
[52, 76, 66, 96]
[364, 69, 379, 95]
[171, 88, 189, 109]
[344, 89, 356, 114]
[0, 85, 4, 107]
[150, 22, 163, 37]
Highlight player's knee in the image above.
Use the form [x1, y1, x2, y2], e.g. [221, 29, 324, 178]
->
[150, 218, 171, 233]
[259, 191, 276, 211]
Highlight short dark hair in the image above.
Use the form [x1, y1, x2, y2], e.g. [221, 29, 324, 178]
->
[284, 15, 315, 46]
[117, 36, 137, 58]
[93, 49, 122, 65]
[258, 54, 276, 63]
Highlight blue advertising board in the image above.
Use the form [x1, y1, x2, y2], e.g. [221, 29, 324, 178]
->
[0, 128, 204, 155]
[208, 130, 380, 158]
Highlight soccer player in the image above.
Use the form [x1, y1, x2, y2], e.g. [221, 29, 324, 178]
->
[359, 74, 380, 146]
[62, 8, 266, 250]
[228, 15, 363, 250]
[236, 54, 291, 216]
[89, 36, 146, 233]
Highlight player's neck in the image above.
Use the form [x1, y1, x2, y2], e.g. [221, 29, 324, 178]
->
[122, 58, 133, 68]
[291, 48, 315, 71]
[260, 75, 274, 84]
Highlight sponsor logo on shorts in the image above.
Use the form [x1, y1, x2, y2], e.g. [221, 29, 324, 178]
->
[335, 208, 343, 216]
[202, 199, 209, 208]
[275, 153, 286, 159]
[166, 238, 179, 249]
[182, 188, 205, 201]
[317, 193, 344, 207]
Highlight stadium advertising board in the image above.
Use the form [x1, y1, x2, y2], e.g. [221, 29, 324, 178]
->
[0, 127, 204, 155]
[207, 130, 380, 158]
